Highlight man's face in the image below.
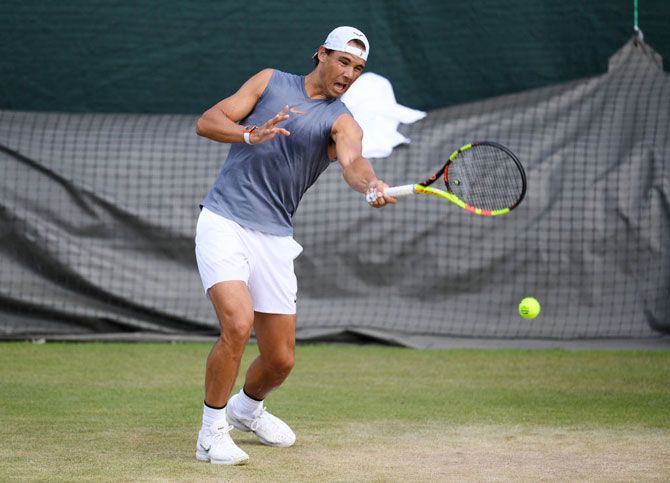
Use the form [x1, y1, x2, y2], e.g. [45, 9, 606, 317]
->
[317, 46, 366, 98]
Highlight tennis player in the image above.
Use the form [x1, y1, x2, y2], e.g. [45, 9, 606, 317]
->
[193, 26, 395, 465]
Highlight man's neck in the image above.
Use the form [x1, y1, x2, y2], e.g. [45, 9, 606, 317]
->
[303, 71, 328, 100]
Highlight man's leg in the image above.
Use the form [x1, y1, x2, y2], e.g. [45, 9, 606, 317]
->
[244, 312, 296, 400]
[204, 281, 255, 406]
[196, 280, 253, 465]
[226, 312, 298, 447]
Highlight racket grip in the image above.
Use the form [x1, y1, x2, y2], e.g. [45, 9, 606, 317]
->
[384, 184, 416, 198]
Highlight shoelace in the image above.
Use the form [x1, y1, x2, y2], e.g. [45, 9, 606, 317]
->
[249, 406, 269, 432]
[210, 422, 234, 440]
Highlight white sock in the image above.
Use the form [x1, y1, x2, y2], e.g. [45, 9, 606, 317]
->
[232, 389, 263, 419]
[201, 403, 226, 433]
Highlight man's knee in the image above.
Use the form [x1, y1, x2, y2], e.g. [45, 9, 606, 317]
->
[266, 349, 295, 377]
[219, 318, 253, 349]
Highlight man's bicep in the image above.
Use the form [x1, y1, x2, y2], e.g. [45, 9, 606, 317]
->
[212, 69, 274, 122]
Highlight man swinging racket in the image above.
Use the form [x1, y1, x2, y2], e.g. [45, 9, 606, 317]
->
[194, 26, 396, 465]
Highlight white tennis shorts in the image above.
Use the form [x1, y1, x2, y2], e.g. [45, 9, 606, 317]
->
[195, 208, 303, 314]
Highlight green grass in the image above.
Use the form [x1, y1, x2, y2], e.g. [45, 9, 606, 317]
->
[1, 343, 669, 480]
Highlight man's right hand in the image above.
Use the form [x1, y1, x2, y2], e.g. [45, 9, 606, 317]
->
[248, 106, 291, 144]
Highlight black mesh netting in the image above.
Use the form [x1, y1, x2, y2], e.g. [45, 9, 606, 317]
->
[1, 39, 668, 345]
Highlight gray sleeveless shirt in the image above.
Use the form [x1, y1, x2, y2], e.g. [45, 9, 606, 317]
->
[201, 70, 351, 236]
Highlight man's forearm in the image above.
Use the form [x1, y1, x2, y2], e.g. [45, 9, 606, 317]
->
[196, 108, 246, 144]
[342, 156, 379, 193]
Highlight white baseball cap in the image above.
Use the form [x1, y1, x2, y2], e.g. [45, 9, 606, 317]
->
[314, 26, 370, 61]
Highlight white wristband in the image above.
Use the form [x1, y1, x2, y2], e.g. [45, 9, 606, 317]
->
[243, 132, 253, 145]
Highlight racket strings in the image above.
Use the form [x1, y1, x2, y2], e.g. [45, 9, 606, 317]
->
[447, 145, 524, 211]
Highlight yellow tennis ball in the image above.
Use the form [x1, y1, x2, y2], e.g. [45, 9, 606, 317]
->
[519, 297, 541, 319]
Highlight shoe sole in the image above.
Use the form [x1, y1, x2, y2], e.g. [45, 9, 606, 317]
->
[196, 450, 249, 465]
[255, 432, 296, 447]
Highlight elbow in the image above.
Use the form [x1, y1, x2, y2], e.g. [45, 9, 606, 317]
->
[195, 117, 207, 137]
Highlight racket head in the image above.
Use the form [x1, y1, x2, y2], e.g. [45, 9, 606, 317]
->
[421, 141, 527, 216]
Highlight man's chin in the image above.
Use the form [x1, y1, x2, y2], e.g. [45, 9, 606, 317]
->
[329, 86, 348, 98]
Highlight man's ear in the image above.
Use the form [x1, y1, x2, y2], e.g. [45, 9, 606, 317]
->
[317, 46, 328, 63]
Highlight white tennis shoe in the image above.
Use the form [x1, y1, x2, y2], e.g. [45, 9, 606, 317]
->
[226, 394, 296, 447]
[195, 419, 249, 465]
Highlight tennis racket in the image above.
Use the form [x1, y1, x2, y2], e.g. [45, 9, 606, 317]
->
[368, 141, 527, 216]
